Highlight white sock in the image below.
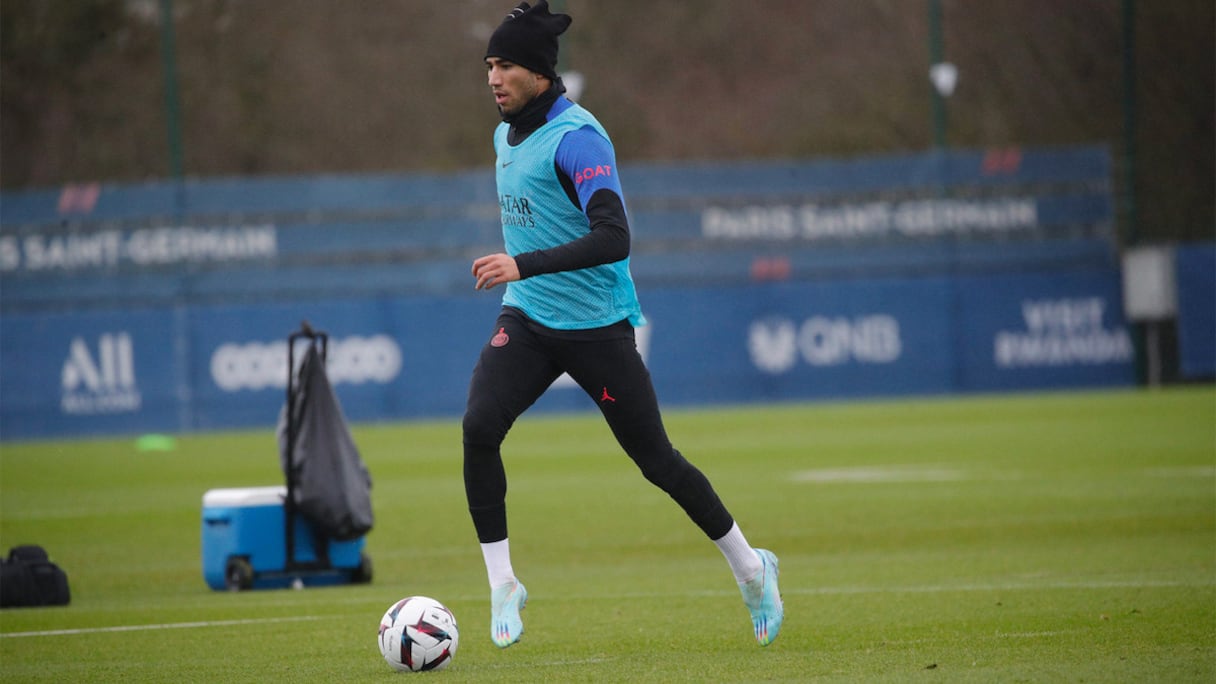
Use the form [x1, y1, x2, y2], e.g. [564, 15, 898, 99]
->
[714, 522, 764, 584]
[480, 539, 516, 589]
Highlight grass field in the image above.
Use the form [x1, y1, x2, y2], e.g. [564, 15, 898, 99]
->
[1, 387, 1213, 682]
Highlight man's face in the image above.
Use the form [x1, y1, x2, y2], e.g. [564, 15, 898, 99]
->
[486, 57, 548, 117]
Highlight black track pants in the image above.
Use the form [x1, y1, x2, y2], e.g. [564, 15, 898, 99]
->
[462, 309, 734, 543]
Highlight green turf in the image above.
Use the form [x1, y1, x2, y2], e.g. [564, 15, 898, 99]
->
[2, 387, 1213, 682]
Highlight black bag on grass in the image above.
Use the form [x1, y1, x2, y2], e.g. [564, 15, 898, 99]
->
[0, 545, 70, 608]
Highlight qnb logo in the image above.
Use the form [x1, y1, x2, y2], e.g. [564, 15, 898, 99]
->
[748, 315, 902, 374]
[61, 333, 142, 415]
[210, 335, 403, 392]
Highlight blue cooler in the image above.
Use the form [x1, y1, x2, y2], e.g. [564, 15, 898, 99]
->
[201, 486, 371, 591]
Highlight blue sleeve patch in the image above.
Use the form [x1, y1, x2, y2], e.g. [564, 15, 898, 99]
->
[555, 126, 623, 210]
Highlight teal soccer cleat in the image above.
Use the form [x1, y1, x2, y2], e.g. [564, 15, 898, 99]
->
[740, 549, 783, 646]
[490, 580, 528, 648]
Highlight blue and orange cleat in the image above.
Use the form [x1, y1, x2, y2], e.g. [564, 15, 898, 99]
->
[740, 549, 783, 646]
[490, 580, 528, 648]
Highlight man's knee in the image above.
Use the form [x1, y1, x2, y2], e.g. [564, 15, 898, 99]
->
[463, 414, 499, 450]
[463, 394, 512, 449]
[636, 448, 695, 491]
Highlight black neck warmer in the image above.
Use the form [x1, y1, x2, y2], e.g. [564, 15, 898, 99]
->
[503, 79, 564, 145]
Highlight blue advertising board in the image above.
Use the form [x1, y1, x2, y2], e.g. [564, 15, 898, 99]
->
[2, 146, 1115, 311]
[184, 295, 502, 432]
[1, 270, 1134, 442]
[1175, 243, 1216, 379]
[0, 146, 1140, 441]
[954, 270, 1135, 390]
[0, 308, 181, 439]
[640, 279, 954, 404]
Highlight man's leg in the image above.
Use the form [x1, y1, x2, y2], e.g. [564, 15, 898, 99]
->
[462, 313, 560, 647]
[562, 333, 783, 645]
[562, 335, 734, 537]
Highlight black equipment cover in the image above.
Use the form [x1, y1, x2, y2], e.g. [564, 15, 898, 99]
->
[277, 325, 373, 543]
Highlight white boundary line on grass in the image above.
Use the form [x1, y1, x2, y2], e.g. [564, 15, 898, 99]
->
[0, 615, 322, 639]
[5, 577, 1210, 640]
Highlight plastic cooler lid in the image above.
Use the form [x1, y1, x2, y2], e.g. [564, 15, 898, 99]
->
[202, 486, 286, 507]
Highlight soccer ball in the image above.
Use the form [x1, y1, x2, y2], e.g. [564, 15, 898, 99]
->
[378, 596, 459, 672]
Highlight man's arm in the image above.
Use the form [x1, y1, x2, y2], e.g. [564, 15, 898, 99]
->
[516, 125, 630, 278]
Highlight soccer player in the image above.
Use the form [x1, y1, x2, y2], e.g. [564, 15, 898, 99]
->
[464, 0, 783, 649]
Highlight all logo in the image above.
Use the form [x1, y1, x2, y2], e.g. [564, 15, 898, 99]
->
[61, 332, 142, 414]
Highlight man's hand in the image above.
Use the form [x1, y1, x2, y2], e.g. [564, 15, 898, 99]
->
[472, 253, 521, 290]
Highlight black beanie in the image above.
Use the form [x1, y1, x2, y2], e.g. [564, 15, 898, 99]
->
[485, 1, 572, 80]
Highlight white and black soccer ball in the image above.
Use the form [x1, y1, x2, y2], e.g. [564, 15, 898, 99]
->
[377, 596, 459, 672]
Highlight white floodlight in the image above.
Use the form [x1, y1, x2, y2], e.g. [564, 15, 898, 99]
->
[930, 62, 958, 97]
